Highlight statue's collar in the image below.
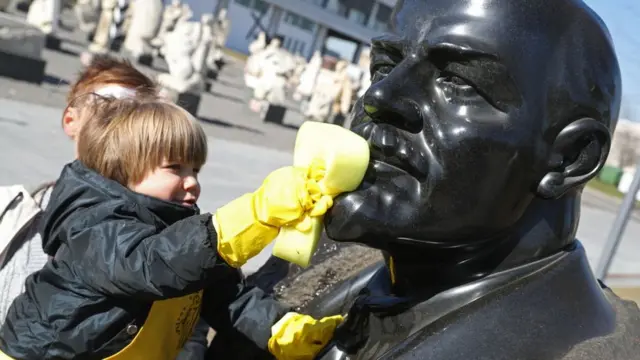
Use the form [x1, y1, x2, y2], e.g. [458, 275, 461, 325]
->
[332, 243, 589, 356]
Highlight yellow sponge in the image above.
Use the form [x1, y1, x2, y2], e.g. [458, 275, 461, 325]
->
[272, 121, 370, 267]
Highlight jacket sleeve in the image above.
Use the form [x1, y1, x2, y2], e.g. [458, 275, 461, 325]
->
[62, 200, 234, 300]
[201, 270, 290, 358]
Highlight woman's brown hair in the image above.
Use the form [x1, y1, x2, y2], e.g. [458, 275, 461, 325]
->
[67, 54, 157, 104]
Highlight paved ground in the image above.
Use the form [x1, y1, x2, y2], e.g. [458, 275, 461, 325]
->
[0, 11, 305, 152]
[0, 11, 638, 297]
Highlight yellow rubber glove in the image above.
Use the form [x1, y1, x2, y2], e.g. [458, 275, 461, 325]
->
[214, 166, 325, 268]
[268, 312, 344, 360]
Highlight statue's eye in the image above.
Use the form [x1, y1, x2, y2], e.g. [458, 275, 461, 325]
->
[370, 64, 395, 82]
[369, 45, 402, 81]
[373, 64, 394, 76]
[439, 73, 473, 89]
[438, 72, 477, 101]
[436, 59, 521, 111]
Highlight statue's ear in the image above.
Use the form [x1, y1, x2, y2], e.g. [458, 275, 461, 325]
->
[536, 118, 611, 199]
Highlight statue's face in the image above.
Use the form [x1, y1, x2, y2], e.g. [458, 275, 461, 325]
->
[325, 0, 574, 246]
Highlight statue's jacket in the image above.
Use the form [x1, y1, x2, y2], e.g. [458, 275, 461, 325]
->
[0, 161, 286, 359]
[317, 243, 640, 360]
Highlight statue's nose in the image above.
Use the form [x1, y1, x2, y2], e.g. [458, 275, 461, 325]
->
[363, 78, 423, 133]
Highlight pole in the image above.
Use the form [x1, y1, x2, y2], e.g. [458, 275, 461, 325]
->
[595, 157, 640, 280]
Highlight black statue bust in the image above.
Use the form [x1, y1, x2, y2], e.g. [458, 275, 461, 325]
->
[304, 0, 640, 359]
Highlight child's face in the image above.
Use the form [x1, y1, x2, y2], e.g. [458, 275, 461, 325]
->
[129, 161, 201, 207]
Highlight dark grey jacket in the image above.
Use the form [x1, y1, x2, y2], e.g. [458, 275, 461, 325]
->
[0, 161, 286, 359]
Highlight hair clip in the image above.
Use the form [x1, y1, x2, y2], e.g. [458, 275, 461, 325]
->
[93, 85, 137, 99]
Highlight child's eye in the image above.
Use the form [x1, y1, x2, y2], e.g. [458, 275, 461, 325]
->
[163, 164, 182, 171]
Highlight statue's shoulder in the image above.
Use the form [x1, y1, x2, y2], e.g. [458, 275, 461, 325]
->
[380, 252, 640, 360]
[560, 287, 640, 360]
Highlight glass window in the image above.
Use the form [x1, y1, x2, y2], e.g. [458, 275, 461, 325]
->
[371, 21, 388, 32]
[253, 0, 269, 14]
[283, 11, 315, 32]
[325, 0, 339, 13]
[284, 12, 295, 24]
[348, 8, 367, 26]
[337, 3, 348, 16]
[299, 17, 315, 31]
[370, 3, 391, 32]
[326, 0, 374, 21]
[325, 0, 347, 16]
[284, 12, 300, 27]
[235, 0, 251, 6]
[301, 0, 325, 6]
[375, 4, 392, 23]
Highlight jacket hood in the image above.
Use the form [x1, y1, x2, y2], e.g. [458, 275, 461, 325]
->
[41, 160, 199, 256]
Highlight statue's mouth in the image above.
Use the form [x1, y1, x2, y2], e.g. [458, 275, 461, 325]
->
[352, 121, 429, 182]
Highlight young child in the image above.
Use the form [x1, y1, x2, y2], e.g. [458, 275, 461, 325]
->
[1, 55, 210, 359]
[0, 54, 157, 325]
[0, 95, 342, 359]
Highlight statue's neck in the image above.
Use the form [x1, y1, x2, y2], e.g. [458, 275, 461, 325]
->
[384, 193, 581, 297]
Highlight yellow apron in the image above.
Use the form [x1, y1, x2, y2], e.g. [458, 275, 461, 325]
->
[0, 291, 203, 360]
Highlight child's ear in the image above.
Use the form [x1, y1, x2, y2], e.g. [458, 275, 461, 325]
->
[62, 107, 80, 140]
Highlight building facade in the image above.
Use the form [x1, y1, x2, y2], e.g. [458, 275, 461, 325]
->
[200, 0, 396, 62]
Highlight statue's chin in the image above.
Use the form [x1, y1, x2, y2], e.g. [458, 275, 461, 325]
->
[325, 171, 423, 244]
[324, 191, 369, 242]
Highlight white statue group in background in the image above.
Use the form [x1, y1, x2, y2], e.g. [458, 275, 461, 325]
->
[67, 0, 232, 99]
[121, 0, 162, 59]
[157, 12, 212, 95]
[244, 31, 267, 90]
[19, 0, 372, 125]
[25, 0, 60, 35]
[304, 59, 353, 123]
[150, 0, 190, 54]
[243, 32, 372, 126]
[159, 9, 229, 93]
[293, 50, 322, 112]
[293, 48, 370, 125]
[245, 34, 296, 114]
[207, 8, 230, 71]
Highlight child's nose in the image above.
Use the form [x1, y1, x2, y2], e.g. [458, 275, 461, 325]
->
[183, 175, 200, 192]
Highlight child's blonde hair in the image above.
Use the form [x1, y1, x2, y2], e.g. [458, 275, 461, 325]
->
[77, 96, 208, 186]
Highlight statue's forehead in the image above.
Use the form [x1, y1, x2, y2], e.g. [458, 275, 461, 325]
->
[391, 0, 556, 56]
[387, 0, 572, 84]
